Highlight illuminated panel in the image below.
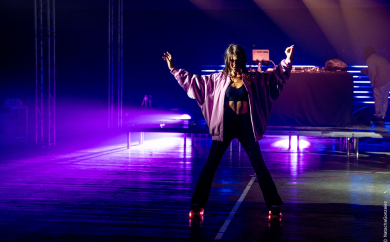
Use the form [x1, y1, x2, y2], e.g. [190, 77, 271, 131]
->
[354, 96, 372, 98]
[350, 65, 368, 68]
[202, 70, 219, 72]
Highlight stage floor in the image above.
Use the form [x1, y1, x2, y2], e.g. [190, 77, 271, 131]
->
[0, 134, 389, 241]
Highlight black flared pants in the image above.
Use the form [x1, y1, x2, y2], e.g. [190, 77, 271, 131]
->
[191, 112, 283, 209]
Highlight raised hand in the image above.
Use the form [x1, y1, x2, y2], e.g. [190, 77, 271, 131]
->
[285, 45, 294, 61]
[162, 51, 174, 71]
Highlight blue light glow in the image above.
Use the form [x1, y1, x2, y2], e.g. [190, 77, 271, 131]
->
[201, 70, 224, 72]
[354, 96, 372, 98]
[353, 81, 370, 83]
[350, 65, 368, 68]
[353, 91, 371, 93]
[347, 71, 361, 73]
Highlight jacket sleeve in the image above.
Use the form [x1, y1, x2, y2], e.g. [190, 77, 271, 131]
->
[267, 59, 293, 101]
[170, 68, 211, 106]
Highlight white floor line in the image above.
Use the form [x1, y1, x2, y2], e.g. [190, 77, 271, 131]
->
[214, 175, 256, 241]
[366, 152, 390, 155]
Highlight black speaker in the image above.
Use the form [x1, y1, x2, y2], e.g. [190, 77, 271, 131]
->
[352, 106, 372, 125]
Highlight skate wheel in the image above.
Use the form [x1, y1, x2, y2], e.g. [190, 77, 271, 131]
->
[268, 210, 282, 221]
[189, 210, 194, 218]
[199, 208, 204, 216]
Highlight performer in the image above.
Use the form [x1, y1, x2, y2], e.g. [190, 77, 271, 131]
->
[361, 47, 390, 122]
[162, 44, 294, 217]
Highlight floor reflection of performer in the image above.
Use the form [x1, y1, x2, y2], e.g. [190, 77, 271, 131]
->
[162, 44, 294, 216]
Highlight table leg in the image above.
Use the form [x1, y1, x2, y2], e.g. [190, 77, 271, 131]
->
[288, 135, 291, 150]
[191, 133, 194, 146]
[297, 135, 300, 150]
[354, 137, 359, 157]
[140, 132, 144, 145]
[346, 137, 350, 156]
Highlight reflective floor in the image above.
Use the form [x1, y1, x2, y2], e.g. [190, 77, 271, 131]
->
[0, 134, 389, 241]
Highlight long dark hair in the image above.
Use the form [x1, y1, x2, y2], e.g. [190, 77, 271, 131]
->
[222, 44, 248, 76]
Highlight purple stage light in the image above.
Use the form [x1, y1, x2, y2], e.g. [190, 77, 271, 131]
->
[271, 136, 310, 150]
[179, 114, 191, 120]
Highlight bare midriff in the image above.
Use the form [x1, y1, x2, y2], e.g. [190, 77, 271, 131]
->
[225, 73, 249, 115]
[225, 100, 249, 115]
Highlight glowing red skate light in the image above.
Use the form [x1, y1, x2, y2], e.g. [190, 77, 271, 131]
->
[200, 208, 204, 216]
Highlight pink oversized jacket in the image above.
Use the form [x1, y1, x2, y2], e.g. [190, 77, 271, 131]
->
[171, 59, 292, 142]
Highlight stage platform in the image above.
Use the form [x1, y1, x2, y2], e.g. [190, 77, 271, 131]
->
[0, 132, 389, 241]
[124, 122, 390, 157]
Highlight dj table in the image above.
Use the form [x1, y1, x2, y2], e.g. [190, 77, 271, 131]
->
[268, 72, 354, 127]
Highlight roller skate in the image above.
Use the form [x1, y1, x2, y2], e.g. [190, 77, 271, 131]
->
[189, 204, 204, 227]
[189, 204, 204, 218]
[268, 205, 282, 222]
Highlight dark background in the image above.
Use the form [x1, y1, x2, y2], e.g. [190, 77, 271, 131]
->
[1, 0, 390, 138]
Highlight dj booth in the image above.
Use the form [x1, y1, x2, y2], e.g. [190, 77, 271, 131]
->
[268, 72, 354, 127]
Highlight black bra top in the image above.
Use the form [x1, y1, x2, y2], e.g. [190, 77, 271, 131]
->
[225, 85, 249, 102]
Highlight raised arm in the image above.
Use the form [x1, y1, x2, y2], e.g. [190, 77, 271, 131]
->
[162, 51, 175, 71]
[162, 51, 210, 106]
[285, 45, 294, 62]
[269, 45, 294, 84]
[260, 45, 294, 102]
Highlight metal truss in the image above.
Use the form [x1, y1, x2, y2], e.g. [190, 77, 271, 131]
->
[35, 0, 55, 147]
[108, 0, 124, 128]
